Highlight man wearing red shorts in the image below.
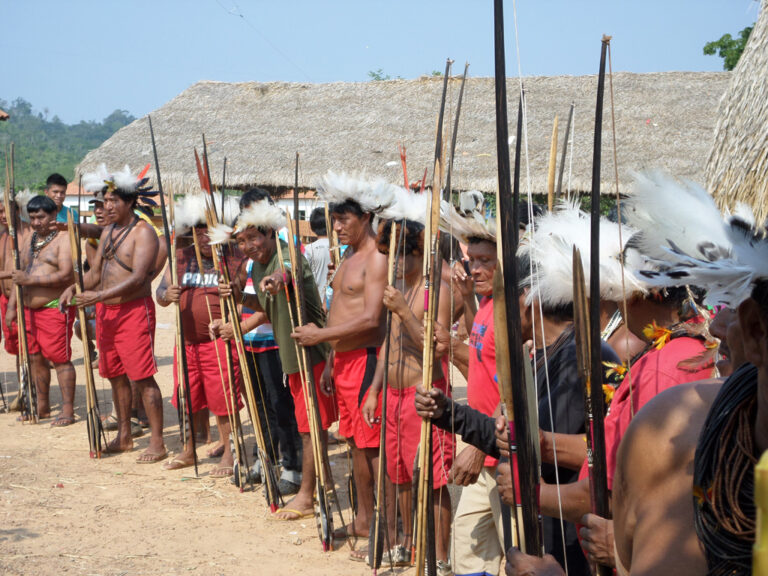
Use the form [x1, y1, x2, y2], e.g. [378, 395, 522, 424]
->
[292, 173, 395, 538]
[62, 167, 166, 463]
[6, 195, 75, 424]
[215, 198, 335, 520]
[362, 215, 455, 569]
[157, 211, 243, 476]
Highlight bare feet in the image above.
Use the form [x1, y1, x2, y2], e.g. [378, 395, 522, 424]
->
[210, 466, 233, 478]
[333, 522, 370, 540]
[103, 436, 133, 454]
[206, 443, 225, 458]
[136, 449, 168, 464]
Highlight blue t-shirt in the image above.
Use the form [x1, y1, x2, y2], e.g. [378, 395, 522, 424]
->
[56, 205, 79, 224]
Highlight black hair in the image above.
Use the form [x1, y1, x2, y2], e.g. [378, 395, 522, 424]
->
[751, 279, 768, 324]
[467, 236, 495, 246]
[377, 219, 423, 256]
[45, 173, 67, 188]
[438, 232, 463, 263]
[109, 188, 138, 208]
[27, 195, 58, 215]
[330, 199, 365, 218]
[240, 188, 273, 210]
[309, 207, 327, 236]
[518, 201, 544, 228]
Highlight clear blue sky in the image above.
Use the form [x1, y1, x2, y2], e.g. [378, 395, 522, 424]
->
[2, 0, 759, 124]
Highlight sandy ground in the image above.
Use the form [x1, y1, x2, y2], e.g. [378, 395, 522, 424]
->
[0, 296, 467, 576]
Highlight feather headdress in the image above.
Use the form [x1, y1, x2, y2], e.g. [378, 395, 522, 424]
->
[520, 200, 643, 307]
[208, 199, 286, 246]
[378, 185, 428, 224]
[174, 191, 239, 235]
[316, 171, 397, 214]
[14, 188, 34, 222]
[623, 171, 768, 307]
[81, 163, 111, 194]
[439, 191, 496, 244]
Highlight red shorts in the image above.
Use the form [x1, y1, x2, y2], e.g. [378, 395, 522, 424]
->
[97, 297, 157, 381]
[287, 360, 338, 434]
[172, 339, 243, 416]
[24, 306, 74, 364]
[386, 379, 455, 489]
[0, 293, 18, 355]
[334, 347, 381, 449]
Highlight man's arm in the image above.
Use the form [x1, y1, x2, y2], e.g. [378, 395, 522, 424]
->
[155, 264, 173, 307]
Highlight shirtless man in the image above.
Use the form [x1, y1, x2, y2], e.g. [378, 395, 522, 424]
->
[5, 196, 75, 424]
[0, 198, 26, 410]
[61, 171, 166, 462]
[292, 182, 390, 538]
[362, 218, 454, 570]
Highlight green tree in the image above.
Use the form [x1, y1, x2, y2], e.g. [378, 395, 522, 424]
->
[703, 25, 754, 71]
[367, 68, 391, 81]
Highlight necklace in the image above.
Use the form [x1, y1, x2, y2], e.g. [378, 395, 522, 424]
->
[103, 216, 138, 261]
[30, 230, 58, 260]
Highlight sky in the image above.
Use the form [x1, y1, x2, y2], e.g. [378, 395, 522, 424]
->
[2, 0, 759, 124]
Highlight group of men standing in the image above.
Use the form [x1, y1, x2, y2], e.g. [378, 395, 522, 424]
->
[3, 165, 765, 576]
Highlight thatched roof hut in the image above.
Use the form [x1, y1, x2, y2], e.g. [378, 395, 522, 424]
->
[77, 72, 728, 196]
[707, 0, 768, 219]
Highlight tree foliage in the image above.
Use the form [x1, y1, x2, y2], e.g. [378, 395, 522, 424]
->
[0, 98, 134, 190]
[703, 25, 754, 71]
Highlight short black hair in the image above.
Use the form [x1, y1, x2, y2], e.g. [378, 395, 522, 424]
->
[109, 189, 138, 208]
[240, 188, 273, 210]
[46, 173, 68, 188]
[330, 199, 365, 218]
[27, 195, 58, 215]
[309, 207, 327, 236]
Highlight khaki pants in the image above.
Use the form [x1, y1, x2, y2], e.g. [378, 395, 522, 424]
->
[452, 466, 505, 576]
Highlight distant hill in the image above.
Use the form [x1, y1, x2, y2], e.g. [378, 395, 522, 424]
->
[0, 98, 134, 190]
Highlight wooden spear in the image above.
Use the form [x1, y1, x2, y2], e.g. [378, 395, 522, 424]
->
[547, 115, 559, 211]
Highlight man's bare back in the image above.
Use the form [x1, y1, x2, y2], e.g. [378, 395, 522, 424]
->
[613, 379, 723, 576]
[327, 241, 387, 351]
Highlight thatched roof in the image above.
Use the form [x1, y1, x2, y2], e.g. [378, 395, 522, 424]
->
[707, 0, 768, 219]
[77, 72, 729, 196]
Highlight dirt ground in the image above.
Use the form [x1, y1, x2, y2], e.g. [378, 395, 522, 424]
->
[0, 297, 467, 576]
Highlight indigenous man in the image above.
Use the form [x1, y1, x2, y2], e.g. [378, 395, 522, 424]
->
[0, 191, 32, 411]
[214, 199, 335, 519]
[156, 192, 242, 475]
[45, 173, 78, 224]
[61, 166, 166, 463]
[5, 195, 75, 424]
[235, 188, 302, 494]
[361, 192, 454, 571]
[291, 172, 395, 538]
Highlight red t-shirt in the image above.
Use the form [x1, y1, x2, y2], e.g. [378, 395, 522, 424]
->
[467, 296, 500, 467]
[578, 336, 713, 490]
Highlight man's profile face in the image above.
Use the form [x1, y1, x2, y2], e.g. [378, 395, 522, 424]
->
[46, 184, 67, 210]
[332, 211, 369, 246]
[0, 203, 7, 227]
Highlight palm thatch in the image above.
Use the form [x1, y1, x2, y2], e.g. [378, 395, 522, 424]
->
[77, 72, 728, 196]
[707, 0, 768, 219]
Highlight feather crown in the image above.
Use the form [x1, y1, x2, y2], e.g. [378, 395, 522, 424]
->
[174, 191, 239, 235]
[81, 163, 111, 193]
[519, 200, 643, 307]
[439, 191, 496, 244]
[316, 171, 397, 214]
[106, 165, 155, 197]
[378, 186, 428, 225]
[623, 170, 768, 307]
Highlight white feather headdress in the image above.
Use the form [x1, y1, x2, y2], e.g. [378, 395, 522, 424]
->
[439, 191, 496, 244]
[174, 191, 239, 235]
[14, 188, 34, 222]
[378, 186, 429, 224]
[208, 199, 287, 246]
[316, 171, 397, 214]
[520, 201, 643, 307]
[623, 171, 768, 306]
[81, 163, 111, 193]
